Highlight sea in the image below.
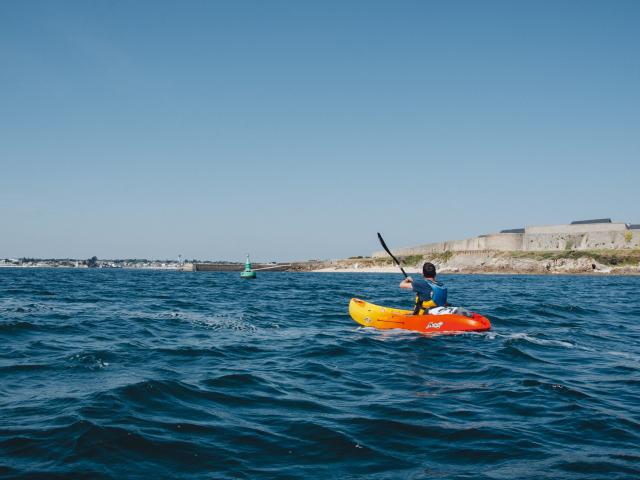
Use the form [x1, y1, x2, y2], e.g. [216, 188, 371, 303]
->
[1, 269, 639, 479]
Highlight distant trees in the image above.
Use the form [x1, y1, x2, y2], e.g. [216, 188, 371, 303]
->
[87, 256, 99, 268]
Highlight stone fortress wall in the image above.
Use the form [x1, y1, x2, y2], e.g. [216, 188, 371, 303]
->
[372, 219, 640, 258]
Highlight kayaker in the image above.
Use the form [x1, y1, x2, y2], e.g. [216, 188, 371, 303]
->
[399, 262, 448, 314]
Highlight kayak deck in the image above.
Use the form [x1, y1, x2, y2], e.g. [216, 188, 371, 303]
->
[349, 298, 491, 334]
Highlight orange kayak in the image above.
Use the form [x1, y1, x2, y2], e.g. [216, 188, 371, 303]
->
[349, 298, 491, 334]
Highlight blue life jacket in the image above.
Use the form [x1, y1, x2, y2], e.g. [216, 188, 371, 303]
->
[413, 278, 448, 314]
[427, 279, 448, 307]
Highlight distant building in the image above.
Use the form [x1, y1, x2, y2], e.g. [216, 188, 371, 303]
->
[500, 228, 525, 234]
[571, 218, 611, 225]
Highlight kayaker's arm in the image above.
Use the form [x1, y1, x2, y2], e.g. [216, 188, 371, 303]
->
[399, 277, 413, 289]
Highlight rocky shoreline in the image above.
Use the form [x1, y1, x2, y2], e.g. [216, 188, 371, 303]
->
[300, 250, 640, 275]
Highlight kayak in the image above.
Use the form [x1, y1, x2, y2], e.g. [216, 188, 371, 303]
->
[349, 298, 491, 334]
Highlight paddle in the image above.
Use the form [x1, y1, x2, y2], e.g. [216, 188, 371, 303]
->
[377, 233, 408, 278]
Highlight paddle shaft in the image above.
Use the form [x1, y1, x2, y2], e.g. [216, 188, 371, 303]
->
[377, 233, 408, 278]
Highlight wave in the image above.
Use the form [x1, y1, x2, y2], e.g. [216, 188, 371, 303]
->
[67, 351, 115, 370]
[500, 332, 575, 348]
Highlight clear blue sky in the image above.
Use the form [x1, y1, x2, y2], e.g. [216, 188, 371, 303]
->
[1, 0, 638, 261]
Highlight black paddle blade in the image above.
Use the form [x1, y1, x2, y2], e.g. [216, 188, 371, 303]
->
[377, 232, 408, 278]
[377, 232, 389, 252]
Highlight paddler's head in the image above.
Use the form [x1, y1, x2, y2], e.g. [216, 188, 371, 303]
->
[422, 262, 436, 280]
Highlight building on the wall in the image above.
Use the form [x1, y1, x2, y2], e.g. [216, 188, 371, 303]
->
[570, 218, 611, 225]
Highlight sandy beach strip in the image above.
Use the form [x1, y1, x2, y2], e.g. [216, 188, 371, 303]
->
[311, 265, 421, 273]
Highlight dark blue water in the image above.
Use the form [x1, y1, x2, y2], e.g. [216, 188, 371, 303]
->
[1, 269, 639, 479]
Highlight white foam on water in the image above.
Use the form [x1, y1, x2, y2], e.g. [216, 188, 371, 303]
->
[603, 349, 640, 363]
[355, 326, 428, 340]
[490, 332, 575, 348]
[68, 353, 110, 370]
[169, 310, 259, 333]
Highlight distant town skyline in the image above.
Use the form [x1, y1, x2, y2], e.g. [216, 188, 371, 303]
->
[1, 1, 639, 261]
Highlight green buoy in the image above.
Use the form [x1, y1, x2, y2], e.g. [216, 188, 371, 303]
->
[240, 254, 257, 279]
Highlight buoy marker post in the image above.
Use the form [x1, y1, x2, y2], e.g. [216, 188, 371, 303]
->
[240, 254, 257, 279]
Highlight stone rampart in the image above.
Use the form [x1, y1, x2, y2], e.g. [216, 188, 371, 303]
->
[372, 233, 523, 257]
[523, 228, 639, 251]
[526, 223, 628, 234]
[372, 222, 639, 257]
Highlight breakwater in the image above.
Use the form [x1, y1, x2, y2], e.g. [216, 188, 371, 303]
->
[190, 263, 291, 272]
[187, 262, 318, 272]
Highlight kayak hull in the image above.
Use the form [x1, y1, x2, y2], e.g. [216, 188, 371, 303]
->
[349, 298, 491, 334]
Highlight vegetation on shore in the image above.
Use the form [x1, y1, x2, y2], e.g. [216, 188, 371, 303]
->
[506, 249, 640, 266]
[399, 252, 454, 265]
[342, 252, 454, 268]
